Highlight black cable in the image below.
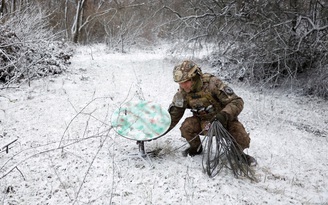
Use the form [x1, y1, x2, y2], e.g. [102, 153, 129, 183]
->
[202, 121, 256, 180]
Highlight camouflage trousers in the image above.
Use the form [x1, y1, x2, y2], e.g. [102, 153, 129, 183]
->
[180, 116, 250, 151]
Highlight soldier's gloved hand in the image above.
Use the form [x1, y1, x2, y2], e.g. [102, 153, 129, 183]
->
[210, 112, 227, 127]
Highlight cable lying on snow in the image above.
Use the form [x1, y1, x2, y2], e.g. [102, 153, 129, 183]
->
[202, 121, 256, 181]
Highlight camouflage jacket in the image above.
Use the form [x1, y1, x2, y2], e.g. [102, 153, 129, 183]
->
[167, 73, 244, 132]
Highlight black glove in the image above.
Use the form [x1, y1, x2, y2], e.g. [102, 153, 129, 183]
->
[210, 112, 227, 127]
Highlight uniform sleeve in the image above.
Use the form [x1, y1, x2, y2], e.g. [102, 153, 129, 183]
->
[162, 91, 186, 135]
[167, 105, 185, 131]
[209, 77, 244, 121]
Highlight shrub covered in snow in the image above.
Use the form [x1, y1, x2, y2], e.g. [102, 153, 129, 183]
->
[0, 8, 73, 86]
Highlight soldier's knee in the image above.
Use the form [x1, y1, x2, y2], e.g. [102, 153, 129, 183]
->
[180, 117, 201, 136]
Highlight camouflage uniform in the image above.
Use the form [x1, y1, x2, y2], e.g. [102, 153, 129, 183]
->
[167, 60, 251, 155]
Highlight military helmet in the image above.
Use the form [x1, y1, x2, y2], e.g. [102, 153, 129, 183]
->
[173, 60, 202, 83]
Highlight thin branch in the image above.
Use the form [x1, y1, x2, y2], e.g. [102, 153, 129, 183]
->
[72, 129, 112, 205]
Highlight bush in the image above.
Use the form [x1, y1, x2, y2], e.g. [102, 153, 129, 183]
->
[0, 6, 73, 86]
[305, 67, 328, 99]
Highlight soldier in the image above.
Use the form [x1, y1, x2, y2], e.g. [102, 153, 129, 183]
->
[166, 60, 257, 166]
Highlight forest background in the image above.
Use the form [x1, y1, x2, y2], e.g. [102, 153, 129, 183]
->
[1, 1, 328, 204]
[1, 0, 328, 97]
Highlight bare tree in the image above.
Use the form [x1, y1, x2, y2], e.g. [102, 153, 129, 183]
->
[0, 0, 7, 15]
[2, 0, 327, 97]
[71, 0, 86, 43]
[157, 0, 327, 97]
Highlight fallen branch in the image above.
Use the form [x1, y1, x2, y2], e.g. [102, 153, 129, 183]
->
[0, 138, 18, 154]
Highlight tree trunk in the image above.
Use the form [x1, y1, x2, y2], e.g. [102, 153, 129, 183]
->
[65, 0, 69, 39]
[0, 0, 7, 15]
[290, 0, 298, 32]
[11, 0, 16, 12]
[72, 0, 86, 43]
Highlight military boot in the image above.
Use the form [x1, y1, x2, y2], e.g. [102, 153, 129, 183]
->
[182, 145, 203, 157]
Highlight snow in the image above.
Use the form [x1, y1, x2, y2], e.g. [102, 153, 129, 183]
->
[1, 44, 328, 205]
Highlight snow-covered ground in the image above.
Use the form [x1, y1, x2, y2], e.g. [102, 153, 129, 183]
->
[1, 44, 327, 205]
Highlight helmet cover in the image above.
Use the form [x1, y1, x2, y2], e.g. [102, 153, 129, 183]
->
[173, 60, 200, 83]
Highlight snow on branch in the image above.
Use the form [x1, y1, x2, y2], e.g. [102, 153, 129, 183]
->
[0, 7, 73, 87]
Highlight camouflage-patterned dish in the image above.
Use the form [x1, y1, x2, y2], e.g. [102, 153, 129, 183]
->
[111, 101, 171, 141]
